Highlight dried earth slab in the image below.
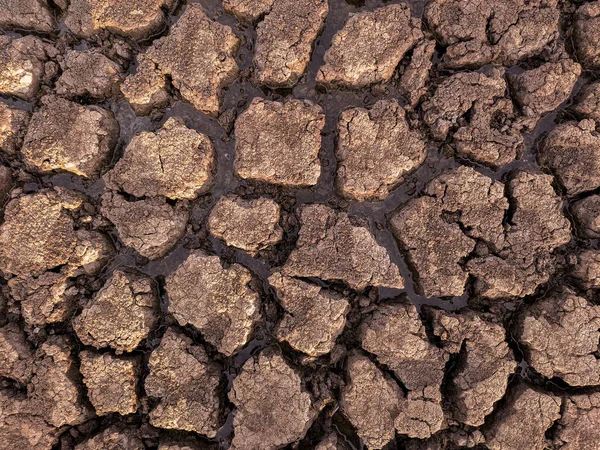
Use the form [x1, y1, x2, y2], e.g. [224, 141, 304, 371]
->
[571, 249, 600, 289]
[121, 56, 170, 116]
[145, 329, 222, 437]
[390, 166, 507, 297]
[74, 270, 159, 353]
[573, 1, 600, 69]
[22, 96, 119, 178]
[269, 272, 350, 357]
[336, 100, 426, 201]
[0, 0, 55, 32]
[360, 302, 447, 438]
[317, 4, 422, 89]
[553, 393, 600, 449]
[135, 4, 239, 116]
[398, 39, 436, 108]
[539, 120, 600, 196]
[55, 50, 123, 100]
[166, 251, 260, 356]
[0, 103, 29, 155]
[0, 322, 34, 385]
[223, 0, 275, 24]
[516, 291, 600, 386]
[65, 0, 176, 39]
[572, 80, 600, 122]
[101, 191, 189, 259]
[207, 194, 282, 254]
[105, 117, 215, 200]
[79, 350, 141, 416]
[0, 35, 56, 101]
[229, 349, 315, 449]
[283, 204, 404, 291]
[254, 0, 328, 87]
[74, 426, 145, 450]
[234, 98, 325, 186]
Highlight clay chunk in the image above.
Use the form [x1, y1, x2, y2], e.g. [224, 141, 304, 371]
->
[229, 350, 315, 450]
[254, 0, 328, 87]
[422, 70, 507, 141]
[554, 393, 600, 450]
[572, 196, 600, 238]
[429, 309, 515, 427]
[207, 195, 283, 254]
[360, 303, 447, 439]
[336, 100, 426, 201]
[55, 50, 123, 100]
[317, 4, 422, 89]
[101, 191, 189, 260]
[74, 270, 159, 353]
[234, 98, 325, 186]
[574, 1, 600, 69]
[223, 0, 275, 24]
[269, 272, 350, 357]
[0, 35, 55, 101]
[75, 426, 145, 450]
[572, 81, 600, 122]
[145, 329, 222, 437]
[390, 166, 507, 298]
[166, 251, 260, 356]
[138, 4, 239, 116]
[572, 250, 600, 289]
[105, 117, 215, 200]
[516, 291, 600, 386]
[399, 40, 436, 107]
[65, 0, 176, 39]
[22, 96, 119, 178]
[0, 0, 55, 32]
[0, 323, 34, 384]
[539, 120, 600, 196]
[79, 350, 141, 416]
[484, 384, 561, 450]
[340, 353, 403, 449]
[121, 56, 170, 116]
[0, 103, 30, 155]
[283, 204, 404, 291]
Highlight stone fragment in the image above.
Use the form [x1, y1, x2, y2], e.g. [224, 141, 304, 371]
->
[453, 98, 524, 168]
[572, 81, 600, 122]
[0, 103, 30, 155]
[74, 270, 159, 353]
[223, 0, 275, 24]
[121, 56, 170, 116]
[516, 291, 600, 386]
[166, 251, 260, 356]
[429, 309, 515, 426]
[399, 40, 435, 107]
[572, 249, 600, 289]
[422, 71, 507, 140]
[138, 4, 239, 115]
[317, 4, 422, 89]
[336, 100, 426, 201]
[55, 50, 122, 100]
[229, 349, 314, 449]
[424, 0, 559, 69]
[234, 98, 324, 186]
[145, 329, 222, 437]
[340, 353, 403, 449]
[360, 303, 447, 439]
[468, 171, 571, 299]
[0, 35, 55, 100]
[508, 58, 581, 127]
[573, 1, 600, 70]
[105, 117, 215, 200]
[572, 195, 600, 238]
[101, 191, 189, 260]
[207, 194, 282, 253]
[0, 0, 55, 32]
[484, 384, 561, 450]
[554, 393, 600, 450]
[74, 426, 145, 450]
[22, 96, 119, 178]
[390, 166, 507, 297]
[254, 0, 327, 87]
[283, 204, 404, 291]
[79, 350, 140, 416]
[269, 272, 349, 357]
[0, 323, 34, 384]
[65, 0, 176, 39]
[539, 120, 600, 196]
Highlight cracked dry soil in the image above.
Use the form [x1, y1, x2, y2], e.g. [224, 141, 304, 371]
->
[1, 0, 600, 449]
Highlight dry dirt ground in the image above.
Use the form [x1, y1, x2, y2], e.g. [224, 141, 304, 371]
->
[0, 0, 600, 449]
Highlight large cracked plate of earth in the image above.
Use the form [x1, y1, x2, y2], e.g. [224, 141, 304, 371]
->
[1, 0, 600, 449]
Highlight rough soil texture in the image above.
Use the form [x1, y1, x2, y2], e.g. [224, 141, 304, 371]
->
[2, 0, 600, 449]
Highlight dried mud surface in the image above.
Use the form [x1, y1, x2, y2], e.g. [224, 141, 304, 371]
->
[1, 0, 600, 449]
